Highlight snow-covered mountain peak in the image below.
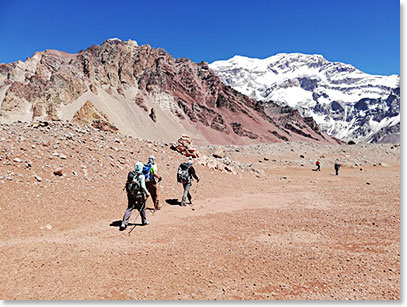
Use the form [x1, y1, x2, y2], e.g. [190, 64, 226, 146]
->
[214, 53, 328, 72]
[209, 53, 400, 143]
[106, 38, 122, 42]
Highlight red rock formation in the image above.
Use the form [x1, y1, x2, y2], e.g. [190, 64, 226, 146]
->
[170, 135, 199, 158]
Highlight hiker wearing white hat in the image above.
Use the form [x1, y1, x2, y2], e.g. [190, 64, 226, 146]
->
[120, 161, 150, 231]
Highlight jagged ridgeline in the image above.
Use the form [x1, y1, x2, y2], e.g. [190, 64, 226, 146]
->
[0, 38, 341, 145]
[209, 54, 400, 144]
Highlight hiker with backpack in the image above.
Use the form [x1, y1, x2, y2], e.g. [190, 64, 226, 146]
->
[120, 162, 150, 231]
[334, 159, 341, 176]
[143, 155, 162, 211]
[177, 158, 199, 206]
[315, 160, 321, 171]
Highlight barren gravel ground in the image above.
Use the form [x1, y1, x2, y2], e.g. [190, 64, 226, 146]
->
[0, 122, 400, 300]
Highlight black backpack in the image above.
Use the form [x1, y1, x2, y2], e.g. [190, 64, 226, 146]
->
[125, 171, 142, 197]
[177, 162, 191, 183]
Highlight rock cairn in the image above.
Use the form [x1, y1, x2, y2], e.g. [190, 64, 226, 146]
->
[170, 135, 199, 158]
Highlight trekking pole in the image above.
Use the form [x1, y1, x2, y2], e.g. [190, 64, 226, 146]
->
[128, 204, 141, 235]
[128, 197, 147, 235]
[128, 215, 138, 235]
[191, 181, 199, 205]
[192, 185, 197, 198]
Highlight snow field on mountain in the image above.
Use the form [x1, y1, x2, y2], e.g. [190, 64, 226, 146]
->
[210, 53, 400, 143]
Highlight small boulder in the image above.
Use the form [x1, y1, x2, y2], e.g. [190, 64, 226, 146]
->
[213, 148, 226, 159]
[224, 165, 233, 172]
[53, 169, 63, 176]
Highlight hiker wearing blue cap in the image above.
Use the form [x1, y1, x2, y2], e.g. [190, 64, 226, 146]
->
[143, 155, 162, 211]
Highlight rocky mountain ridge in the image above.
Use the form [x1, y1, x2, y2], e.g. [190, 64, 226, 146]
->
[0, 39, 340, 145]
[209, 53, 400, 143]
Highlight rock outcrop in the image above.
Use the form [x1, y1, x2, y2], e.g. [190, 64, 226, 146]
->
[72, 100, 118, 132]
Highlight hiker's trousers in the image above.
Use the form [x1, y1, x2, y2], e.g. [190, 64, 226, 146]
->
[146, 180, 159, 209]
[122, 195, 147, 225]
[181, 181, 192, 205]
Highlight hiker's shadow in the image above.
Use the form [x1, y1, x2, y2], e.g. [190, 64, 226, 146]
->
[110, 220, 122, 228]
[165, 198, 181, 206]
[110, 220, 144, 228]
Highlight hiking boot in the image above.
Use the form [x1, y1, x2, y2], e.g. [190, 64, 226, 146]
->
[180, 202, 186, 206]
[142, 220, 150, 226]
[119, 224, 127, 231]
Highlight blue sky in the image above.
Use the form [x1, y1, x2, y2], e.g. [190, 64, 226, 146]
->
[0, 0, 400, 75]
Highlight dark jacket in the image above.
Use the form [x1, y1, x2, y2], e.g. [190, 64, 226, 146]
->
[334, 161, 340, 169]
[188, 165, 199, 181]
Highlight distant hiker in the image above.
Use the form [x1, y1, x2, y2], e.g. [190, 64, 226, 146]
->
[177, 158, 199, 206]
[120, 162, 150, 231]
[316, 160, 321, 171]
[144, 155, 162, 211]
[334, 159, 341, 176]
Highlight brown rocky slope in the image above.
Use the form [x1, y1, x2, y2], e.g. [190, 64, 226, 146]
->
[0, 39, 341, 145]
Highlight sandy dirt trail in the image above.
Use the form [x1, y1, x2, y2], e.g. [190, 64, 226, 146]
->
[0, 160, 399, 300]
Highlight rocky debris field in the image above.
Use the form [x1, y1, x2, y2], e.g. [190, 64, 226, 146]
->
[0, 121, 400, 300]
